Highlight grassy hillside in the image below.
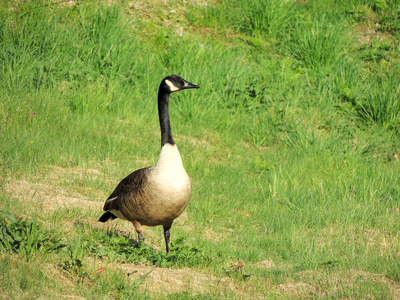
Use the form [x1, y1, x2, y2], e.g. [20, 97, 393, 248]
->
[1, 0, 399, 298]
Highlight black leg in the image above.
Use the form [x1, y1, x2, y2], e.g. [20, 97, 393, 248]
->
[163, 224, 172, 253]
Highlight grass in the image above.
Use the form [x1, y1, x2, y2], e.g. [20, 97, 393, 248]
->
[0, 0, 400, 298]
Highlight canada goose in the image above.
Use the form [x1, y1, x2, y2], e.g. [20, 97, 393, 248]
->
[98, 75, 199, 253]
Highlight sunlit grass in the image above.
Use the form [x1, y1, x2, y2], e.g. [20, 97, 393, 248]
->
[0, 0, 399, 298]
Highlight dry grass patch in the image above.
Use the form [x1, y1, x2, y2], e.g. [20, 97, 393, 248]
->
[252, 259, 276, 269]
[119, 262, 262, 299]
[201, 226, 232, 242]
[6, 179, 99, 212]
[363, 228, 400, 256]
[0, 255, 79, 300]
[298, 269, 400, 298]
[274, 281, 320, 298]
[5, 166, 104, 208]
[311, 225, 400, 258]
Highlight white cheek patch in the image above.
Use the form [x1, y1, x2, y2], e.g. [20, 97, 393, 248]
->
[165, 79, 180, 92]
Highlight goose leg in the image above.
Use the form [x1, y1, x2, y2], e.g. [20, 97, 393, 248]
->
[138, 232, 144, 242]
[132, 220, 144, 244]
[163, 224, 172, 253]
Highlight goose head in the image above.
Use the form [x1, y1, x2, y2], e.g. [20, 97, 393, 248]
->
[161, 75, 200, 94]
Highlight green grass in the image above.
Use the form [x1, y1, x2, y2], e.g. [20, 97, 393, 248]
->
[1, 0, 400, 298]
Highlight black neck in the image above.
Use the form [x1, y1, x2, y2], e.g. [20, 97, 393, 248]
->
[158, 89, 175, 146]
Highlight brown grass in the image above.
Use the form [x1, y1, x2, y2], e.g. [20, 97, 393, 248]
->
[6, 179, 99, 212]
[299, 269, 400, 299]
[120, 263, 259, 298]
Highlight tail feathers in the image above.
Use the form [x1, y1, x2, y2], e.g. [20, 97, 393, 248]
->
[98, 211, 117, 223]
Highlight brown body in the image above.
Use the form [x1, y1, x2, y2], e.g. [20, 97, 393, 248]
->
[103, 144, 191, 231]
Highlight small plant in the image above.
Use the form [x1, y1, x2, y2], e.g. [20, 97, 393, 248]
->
[253, 156, 275, 172]
[223, 260, 252, 280]
[95, 231, 207, 267]
[160, 237, 207, 268]
[62, 235, 89, 279]
[358, 40, 392, 63]
[0, 211, 65, 261]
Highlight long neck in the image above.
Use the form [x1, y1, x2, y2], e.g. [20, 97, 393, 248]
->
[158, 90, 175, 146]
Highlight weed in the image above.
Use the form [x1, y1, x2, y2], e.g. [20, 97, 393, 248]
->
[95, 231, 207, 268]
[61, 235, 89, 278]
[0, 211, 65, 261]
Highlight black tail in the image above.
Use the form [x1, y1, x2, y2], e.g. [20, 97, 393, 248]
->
[98, 211, 117, 223]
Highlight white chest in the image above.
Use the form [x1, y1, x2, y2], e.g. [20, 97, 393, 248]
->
[152, 144, 191, 196]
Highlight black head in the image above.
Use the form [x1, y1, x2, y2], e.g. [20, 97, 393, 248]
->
[161, 75, 200, 94]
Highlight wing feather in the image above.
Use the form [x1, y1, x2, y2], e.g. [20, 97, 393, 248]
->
[103, 167, 150, 212]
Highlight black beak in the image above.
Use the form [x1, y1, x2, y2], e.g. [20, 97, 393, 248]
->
[182, 80, 200, 90]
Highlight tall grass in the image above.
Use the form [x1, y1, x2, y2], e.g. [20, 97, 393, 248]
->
[191, 0, 400, 126]
[0, 2, 142, 91]
[358, 72, 400, 127]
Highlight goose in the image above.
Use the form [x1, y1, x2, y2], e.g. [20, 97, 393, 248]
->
[98, 75, 199, 253]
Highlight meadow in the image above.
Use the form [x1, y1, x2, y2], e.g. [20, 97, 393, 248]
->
[1, 0, 400, 298]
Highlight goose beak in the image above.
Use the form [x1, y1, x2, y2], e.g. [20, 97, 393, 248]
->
[182, 80, 200, 90]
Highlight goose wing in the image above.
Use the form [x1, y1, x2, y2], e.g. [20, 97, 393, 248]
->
[103, 167, 150, 212]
